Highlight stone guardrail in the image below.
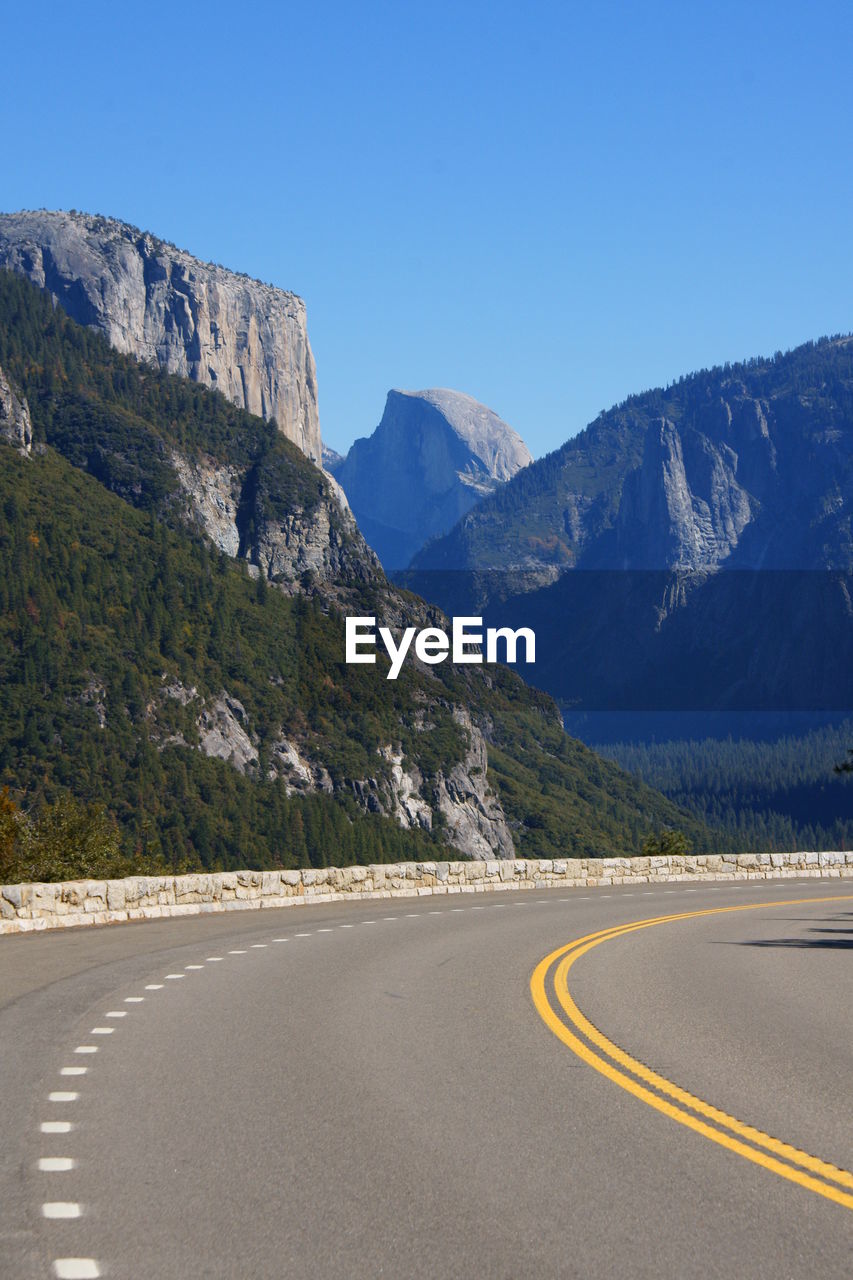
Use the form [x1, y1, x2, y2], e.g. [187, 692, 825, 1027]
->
[1, 851, 852, 935]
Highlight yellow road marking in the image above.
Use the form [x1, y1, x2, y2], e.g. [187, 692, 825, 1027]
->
[530, 895, 853, 1211]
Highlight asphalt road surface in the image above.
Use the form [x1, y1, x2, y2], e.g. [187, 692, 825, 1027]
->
[2, 879, 851, 1278]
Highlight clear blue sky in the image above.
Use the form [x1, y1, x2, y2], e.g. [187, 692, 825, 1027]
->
[4, 1, 853, 458]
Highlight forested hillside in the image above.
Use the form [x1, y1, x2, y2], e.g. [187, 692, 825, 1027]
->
[0, 269, 706, 879]
[599, 722, 853, 851]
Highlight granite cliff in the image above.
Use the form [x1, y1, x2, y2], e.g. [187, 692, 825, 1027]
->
[333, 388, 531, 568]
[0, 210, 322, 461]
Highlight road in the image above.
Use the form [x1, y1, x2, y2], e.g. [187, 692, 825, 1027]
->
[1, 878, 851, 1278]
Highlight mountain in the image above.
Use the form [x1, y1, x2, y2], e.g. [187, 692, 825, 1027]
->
[0, 267, 704, 879]
[403, 339, 853, 715]
[322, 444, 345, 472]
[333, 388, 531, 569]
[0, 210, 322, 461]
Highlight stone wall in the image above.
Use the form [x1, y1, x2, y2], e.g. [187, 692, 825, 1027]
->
[2, 852, 852, 935]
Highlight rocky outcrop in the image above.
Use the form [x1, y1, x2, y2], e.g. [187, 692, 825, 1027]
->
[615, 418, 756, 569]
[334, 388, 532, 568]
[0, 363, 32, 455]
[269, 737, 333, 795]
[365, 710, 515, 858]
[171, 453, 242, 557]
[252, 498, 370, 587]
[377, 747, 435, 831]
[197, 694, 259, 774]
[170, 448, 380, 590]
[433, 708, 515, 858]
[0, 210, 322, 460]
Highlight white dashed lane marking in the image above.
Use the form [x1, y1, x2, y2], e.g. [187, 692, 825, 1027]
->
[317, 929, 333, 933]
[250, 943, 268, 948]
[90, 1028, 113, 1035]
[53, 1260, 100, 1279]
[165, 974, 184, 980]
[228, 950, 247, 955]
[105, 1011, 127, 1018]
[124, 996, 144, 1003]
[38, 1158, 75, 1172]
[41, 1122, 72, 1134]
[206, 957, 223, 962]
[41, 1203, 81, 1219]
[74, 1047, 97, 1055]
[60, 1068, 87, 1077]
[144, 984, 163, 990]
[49, 1093, 79, 1103]
[185, 964, 204, 970]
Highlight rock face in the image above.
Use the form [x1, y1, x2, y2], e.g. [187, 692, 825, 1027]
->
[372, 709, 516, 857]
[171, 449, 379, 591]
[433, 708, 515, 858]
[170, 454, 242, 557]
[0, 210, 322, 461]
[0, 364, 32, 455]
[197, 694, 259, 774]
[340, 715, 516, 858]
[334, 388, 531, 568]
[614, 417, 756, 569]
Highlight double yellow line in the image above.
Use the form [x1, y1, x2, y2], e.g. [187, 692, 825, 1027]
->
[530, 896, 853, 1210]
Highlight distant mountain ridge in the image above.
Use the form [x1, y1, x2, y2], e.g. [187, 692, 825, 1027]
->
[410, 337, 853, 575]
[0, 209, 323, 461]
[403, 337, 853, 715]
[333, 388, 531, 569]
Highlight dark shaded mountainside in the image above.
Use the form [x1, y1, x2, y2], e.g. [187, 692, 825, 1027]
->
[0, 269, 704, 880]
[404, 339, 853, 715]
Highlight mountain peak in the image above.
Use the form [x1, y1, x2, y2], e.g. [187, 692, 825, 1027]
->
[333, 388, 532, 569]
[387, 388, 532, 481]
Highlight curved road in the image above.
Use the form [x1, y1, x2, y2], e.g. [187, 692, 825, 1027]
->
[2, 879, 851, 1278]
